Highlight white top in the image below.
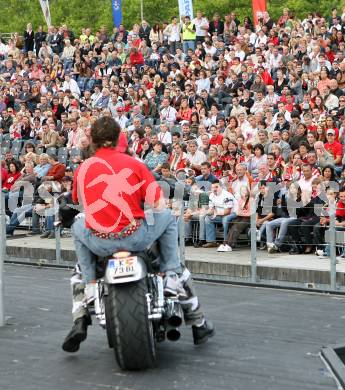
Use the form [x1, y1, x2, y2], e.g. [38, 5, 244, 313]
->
[62, 78, 81, 96]
[196, 78, 211, 94]
[160, 106, 177, 123]
[209, 190, 236, 214]
[186, 150, 207, 165]
[192, 17, 209, 37]
[158, 131, 172, 145]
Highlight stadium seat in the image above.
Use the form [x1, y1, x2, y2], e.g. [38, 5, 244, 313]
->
[2, 134, 11, 141]
[12, 139, 23, 149]
[70, 163, 79, 172]
[1, 139, 11, 149]
[171, 125, 182, 134]
[144, 118, 154, 127]
[58, 154, 68, 164]
[11, 145, 21, 157]
[58, 147, 68, 157]
[46, 147, 57, 156]
[70, 148, 81, 158]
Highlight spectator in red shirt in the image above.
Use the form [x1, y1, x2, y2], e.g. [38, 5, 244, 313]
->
[2, 162, 21, 192]
[324, 128, 343, 174]
[129, 47, 144, 67]
[41, 154, 66, 183]
[209, 125, 223, 146]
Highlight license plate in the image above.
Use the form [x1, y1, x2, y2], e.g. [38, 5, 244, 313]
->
[108, 256, 137, 278]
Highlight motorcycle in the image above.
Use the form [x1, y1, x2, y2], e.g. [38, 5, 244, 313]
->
[57, 194, 184, 370]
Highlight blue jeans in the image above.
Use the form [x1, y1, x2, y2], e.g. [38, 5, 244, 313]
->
[205, 213, 237, 242]
[265, 217, 297, 247]
[72, 209, 183, 284]
[63, 58, 74, 72]
[6, 204, 33, 235]
[183, 40, 195, 53]
[185, 214, 206, 241]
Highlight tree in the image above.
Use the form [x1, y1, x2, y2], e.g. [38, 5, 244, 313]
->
[0, 0, 343, 36]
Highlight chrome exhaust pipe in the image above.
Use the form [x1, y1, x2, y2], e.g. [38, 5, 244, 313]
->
[166, 301, 183, 328]
[166, 326, 181, 341]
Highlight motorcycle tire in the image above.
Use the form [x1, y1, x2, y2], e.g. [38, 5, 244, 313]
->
[104, 295, 114, 348]
[107, 278, 157, 370]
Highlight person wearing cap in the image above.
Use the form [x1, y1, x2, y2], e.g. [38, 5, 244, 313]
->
[324, 129, 343, 174]
[114, 106, 128, 129]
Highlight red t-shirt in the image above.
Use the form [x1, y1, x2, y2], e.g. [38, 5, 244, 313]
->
[209, 134, 223, 146]
[3, 171, 21, 191]
[324, 141, 343, 165]
[73, 148, 162, 233]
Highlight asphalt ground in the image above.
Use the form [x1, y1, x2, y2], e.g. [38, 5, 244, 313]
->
[1, 264, 345, 390]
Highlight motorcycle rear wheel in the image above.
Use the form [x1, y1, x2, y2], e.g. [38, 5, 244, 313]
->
[107, 278, 157, 370]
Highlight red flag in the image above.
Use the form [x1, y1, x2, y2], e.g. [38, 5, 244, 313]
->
[252, 0, 267, 26]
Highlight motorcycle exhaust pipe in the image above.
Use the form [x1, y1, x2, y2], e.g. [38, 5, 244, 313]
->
[167, 303, 183, 328]
[166, 326, 181, 342]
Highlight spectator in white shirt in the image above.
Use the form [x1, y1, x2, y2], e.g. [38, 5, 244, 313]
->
[192, 11, 209, 42]
[202, 180, 237, 249]
[157, 122, 172, 145]
[62, 73, 80, 97]
[160, 97, 177, 125]
[186, 140, 207, 174]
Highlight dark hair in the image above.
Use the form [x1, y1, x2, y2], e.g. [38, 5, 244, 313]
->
[161, 162, 170, 170]
[201, 161, 211, 168]
[322, 165, 336, 181]
[91, 116, 120, 150]
[253, 143, 264, 155]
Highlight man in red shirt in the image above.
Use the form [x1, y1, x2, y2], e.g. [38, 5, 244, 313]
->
[209, 125, 223, 146]
[324, 128, 343, 174]
[63, 117, 213, 352]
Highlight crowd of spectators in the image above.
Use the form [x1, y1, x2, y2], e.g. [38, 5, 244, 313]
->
[2, 8, 345, 257]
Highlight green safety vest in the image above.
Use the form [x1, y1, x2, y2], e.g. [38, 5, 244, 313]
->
[182, 23, 196, 41]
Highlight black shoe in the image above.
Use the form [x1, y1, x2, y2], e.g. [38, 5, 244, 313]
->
[192, 320, 215, 345]
[185, 239, 194, 247]
[193, 240, 206, 248]
[48, 232, 56, 239]
[62, 315, 91, 353]
[27, 231, 41, 236]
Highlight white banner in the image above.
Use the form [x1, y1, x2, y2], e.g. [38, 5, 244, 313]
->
[178, 0, 194, 19]
[39, 0, 52, 27]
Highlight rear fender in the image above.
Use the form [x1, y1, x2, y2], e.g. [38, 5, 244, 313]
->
[104, 256, 147, 284]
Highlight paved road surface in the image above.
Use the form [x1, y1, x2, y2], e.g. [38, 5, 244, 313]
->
[1, 264, 345, 390]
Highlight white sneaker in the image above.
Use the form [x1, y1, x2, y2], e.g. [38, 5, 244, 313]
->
[85, 283, 97, 304]
[223, 244, 232, 252]
[217, 244, 225, 252]
[268, 244, 278, 254]
[256, 229, 261, 241]
[315, 249, 325, 257]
